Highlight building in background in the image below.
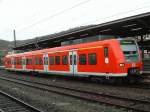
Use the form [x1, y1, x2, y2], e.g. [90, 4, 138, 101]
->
[0, 50, 8, 66]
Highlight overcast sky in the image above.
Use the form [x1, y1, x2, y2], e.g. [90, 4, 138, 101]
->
[0, 0, 150, 41]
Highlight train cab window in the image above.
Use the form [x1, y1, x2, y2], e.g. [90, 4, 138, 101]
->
[104, 47, 108, 57]
[88, 53, 97, 65]
[62, 55, 68, 65]
[49, 56, 54, 65]
[55, 56, 60, 65]
[79, 54, 86, 65]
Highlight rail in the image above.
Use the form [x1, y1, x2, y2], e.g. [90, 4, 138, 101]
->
[0, 76, 149, 112]
[0, 90, 43, 112]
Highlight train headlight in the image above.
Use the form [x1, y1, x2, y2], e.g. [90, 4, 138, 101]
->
[119, 63, 125, 67]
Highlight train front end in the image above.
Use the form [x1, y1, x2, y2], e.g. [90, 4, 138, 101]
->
[119, 39, 143, 79]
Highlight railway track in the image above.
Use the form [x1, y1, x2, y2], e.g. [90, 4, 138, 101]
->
[0, 90, 43, 112]
[0, 76, 150, 112]
[3, 71, 150, 90]
[1, 70, 150, 90]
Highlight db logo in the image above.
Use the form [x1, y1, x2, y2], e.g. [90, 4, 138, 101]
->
[132, 63, 136, 67]
[105, 58, 109, 64]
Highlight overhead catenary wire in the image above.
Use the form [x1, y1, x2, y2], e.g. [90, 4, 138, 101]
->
[17, 0, 92, 31]
[16, 1, 150, 40]
[79, 4, 150, 26]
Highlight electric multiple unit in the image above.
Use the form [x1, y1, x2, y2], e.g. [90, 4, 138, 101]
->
[4, 39, 142, 80]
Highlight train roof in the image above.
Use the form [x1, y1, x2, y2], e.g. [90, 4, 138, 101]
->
[6, 39, 121, 58]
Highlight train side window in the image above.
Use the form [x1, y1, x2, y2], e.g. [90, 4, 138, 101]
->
[19, 59, 22, 65]
[39, 57, 43, 65]
[15, 60, 17, 65]
[28, 58, 31, 65]
[26, 59, 28, 65]
[49, 56, 54, 65]
[14, 60, 16, 65]
[17, 59, 19, 65]
[62, 55, 68, 65]
[19, 59, 21, 65]
[16, 59, 17, 65]
[27, 58, 29, 65]
[30, 59, 32, 65]
[55, 56, 60, 65]
[35, 57, 39, 65]
[22, 59, 24, 65]
[27, 58, 32, 65]
[79, 54, 86, 65]
[14, 59, 15, 65]
[18, 59, 20, 65]
[11, 59, 13, 65]
[27, 58, 31, 65]
[16, 59, 18, 65]
[104, 47, 108, 57]
[88, 53, 97, 65]
[26, 59, 29, 65]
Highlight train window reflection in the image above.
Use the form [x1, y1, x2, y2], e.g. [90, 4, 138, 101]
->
[88, 53, 97, 65]
[79, 54, 86, 65]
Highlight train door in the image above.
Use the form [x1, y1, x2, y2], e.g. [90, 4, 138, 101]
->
[43, 53, 48, 72]
[69, 50, 77, 75]
[22, 56, 26, 70]
[104, 47, 110, 73]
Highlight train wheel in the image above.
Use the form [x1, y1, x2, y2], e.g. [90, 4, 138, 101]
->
[127, 77, 136, 84]
[108, 78, 116, 84]
[115, 78, 123, 84]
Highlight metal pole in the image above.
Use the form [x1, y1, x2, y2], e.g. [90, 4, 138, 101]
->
[13, 30, 16, 48]
[141, 35, 144, 60]
[35, 37, 39, 49]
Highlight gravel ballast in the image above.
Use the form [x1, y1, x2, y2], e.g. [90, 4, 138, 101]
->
[0, 78, 126, 112]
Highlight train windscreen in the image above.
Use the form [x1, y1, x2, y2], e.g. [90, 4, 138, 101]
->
[120, 40, 139, 62]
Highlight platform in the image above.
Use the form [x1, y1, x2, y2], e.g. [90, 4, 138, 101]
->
[143, 59, 150, 74]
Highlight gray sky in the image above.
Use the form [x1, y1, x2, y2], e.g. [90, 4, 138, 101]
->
[0, 0, 150, 41]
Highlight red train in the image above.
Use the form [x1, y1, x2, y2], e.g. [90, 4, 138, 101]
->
[4, 39, 142, 81]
